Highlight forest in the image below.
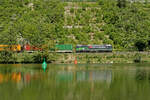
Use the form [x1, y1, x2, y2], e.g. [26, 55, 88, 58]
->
[0, 0, 150, 51]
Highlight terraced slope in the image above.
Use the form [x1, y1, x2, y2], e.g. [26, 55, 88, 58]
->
[63, 2, 112, 45]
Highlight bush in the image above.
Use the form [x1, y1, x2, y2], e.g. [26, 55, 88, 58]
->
[135, 40, 147, 51]
[97, 57, 102, 63]
[134, 53, 141, 63]
[77, 8, 82, 13]
[32, 52, 42, 63]
[70, 8, 75, 13]
[95, 32, 104, 40]
[22, 53, 33, 63]
[98, 0, 105, 5]
[0, 51, 13, 63]
[148, 40, 150, 48]
[47, 53, 57, 63]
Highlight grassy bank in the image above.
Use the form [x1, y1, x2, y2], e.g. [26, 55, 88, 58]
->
[0, 52, 150, 64]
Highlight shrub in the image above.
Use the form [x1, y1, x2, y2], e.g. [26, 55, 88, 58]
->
[95, 32, 104, 40]
[98, 0, 105, 5]
[32, 52, 48, 63]
[77, 8, 82, 13]
[0, 51, 13, 63]
[134, 53, 141, 63]
[135, 40, 147, 51]
[47, 53, 57, 63]
[70, 8, 74, 13]
[97, 57, 102, 63]
[22, 53, 33, 63]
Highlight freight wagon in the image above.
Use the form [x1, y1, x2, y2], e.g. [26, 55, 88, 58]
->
[0, 45, 21, 52]
[55, 44, 73, 53]
[0, 44, 42, 52]
[24, 44, 42, 52]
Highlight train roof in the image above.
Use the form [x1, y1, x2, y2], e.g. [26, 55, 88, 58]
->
[76, 44, 112, 46]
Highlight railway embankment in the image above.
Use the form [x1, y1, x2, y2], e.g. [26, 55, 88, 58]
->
[0, 52, 150, 64]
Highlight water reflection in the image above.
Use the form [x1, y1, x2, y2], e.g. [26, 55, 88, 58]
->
[0, 64, 150, 100]
[56, 70, 112, 85]
[0, 68, 112, 84]
[136, 70, 147, 81]
[135, 69, 150, 84]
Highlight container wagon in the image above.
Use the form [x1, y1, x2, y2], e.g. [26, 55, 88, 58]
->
[0, 45, 21, 52]
[24, 44, 43, 52]
[55, 44, 73, 53]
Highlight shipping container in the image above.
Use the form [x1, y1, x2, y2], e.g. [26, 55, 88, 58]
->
[11, 45, 21, 52]
[0, 45, 21, 52]
[55, 44, 73, 53]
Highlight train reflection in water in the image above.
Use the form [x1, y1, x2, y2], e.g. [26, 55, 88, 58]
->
[0, 68, 112, 86]
[0, 71, 112, 83]
[56, 70, 112, 84]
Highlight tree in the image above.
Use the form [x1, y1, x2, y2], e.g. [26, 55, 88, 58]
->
[135, 40, 147, 51]
[117, 0, 126, 8]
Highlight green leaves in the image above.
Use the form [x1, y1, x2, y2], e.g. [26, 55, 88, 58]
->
[0, 0, 64, 48]
[1, 0, 150, 51]
[100, 0, 150, 51]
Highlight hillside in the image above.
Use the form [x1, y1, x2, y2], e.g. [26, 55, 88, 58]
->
[0, 0, 150, 51]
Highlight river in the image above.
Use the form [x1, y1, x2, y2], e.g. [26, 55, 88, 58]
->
[0, 63, 150, 100]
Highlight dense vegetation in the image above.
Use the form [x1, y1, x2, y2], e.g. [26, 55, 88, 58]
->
[0, 0, 150, 51]
[99, 0, 150, 51]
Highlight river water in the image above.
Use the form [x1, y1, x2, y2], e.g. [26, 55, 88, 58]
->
[0, 64, 150, 100]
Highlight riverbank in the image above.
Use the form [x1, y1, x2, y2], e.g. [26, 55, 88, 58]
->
[0, 52, 150, 64]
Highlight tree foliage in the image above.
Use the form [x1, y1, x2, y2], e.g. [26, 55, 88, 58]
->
[0, 0, 150, 51]
[98, 0, 150, 51]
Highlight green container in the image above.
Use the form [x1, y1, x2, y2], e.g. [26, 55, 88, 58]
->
[55, 44, 73, 52]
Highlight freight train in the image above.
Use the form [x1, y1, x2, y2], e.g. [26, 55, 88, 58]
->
[0, 44, 42, 52]
[0, 44, 113, 53]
